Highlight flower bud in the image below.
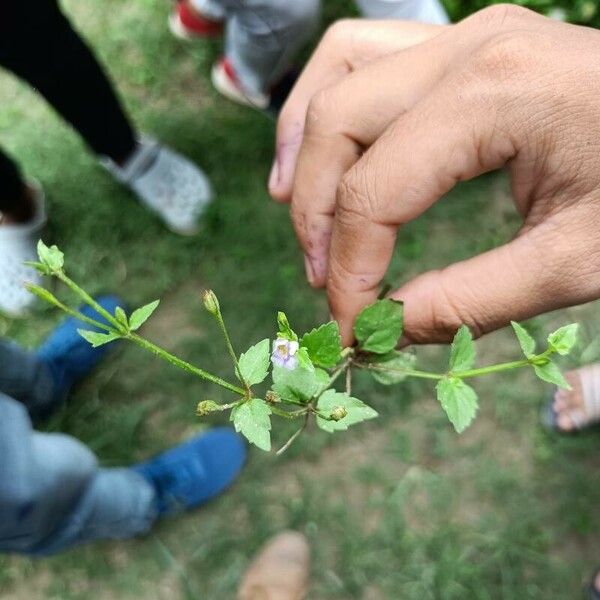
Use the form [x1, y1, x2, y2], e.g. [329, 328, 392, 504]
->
[266, 390, 281, 404]
[196, 400, 220, 416]
[202, 290, 220, 316]
[330, 406, 348, 421]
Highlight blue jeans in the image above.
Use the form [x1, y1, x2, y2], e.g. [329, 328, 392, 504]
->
[0, 341, 157, 555]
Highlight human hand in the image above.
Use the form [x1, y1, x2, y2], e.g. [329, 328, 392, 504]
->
[272, 6, 600, 346]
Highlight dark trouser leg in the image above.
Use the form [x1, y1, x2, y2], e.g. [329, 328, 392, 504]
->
[0, 0, 137, 163]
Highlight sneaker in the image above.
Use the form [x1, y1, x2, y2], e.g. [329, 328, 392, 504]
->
[100, 136, 213, 236]
[169, 0, 224, 40]
[237, 531, 310, 599]
[0, 181, 47, 317]
[133, 427, 246, 515]
[211, 57, 271, 110]
[37, 295, 124, 402]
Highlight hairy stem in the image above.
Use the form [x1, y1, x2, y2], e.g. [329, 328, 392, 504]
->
[57, 271, 124, 331]
[128, 333, 246, 396]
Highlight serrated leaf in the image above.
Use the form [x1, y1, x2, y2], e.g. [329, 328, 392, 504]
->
[37, 240, 64, 271]
[547, 323, 579, 356]
[296, 346, 315, 372]
[435, 377, 478, 433]
[315, 368, 330, 391]
[316, 390, 378, 432]
[300, 322, 342, 368]
[129, 300, 160, 331]
[449, 325, 475, 372]
[511, 321, 536, 358]
[272, 365, 320, 403]
[354, 299, 403, 354]
[238, 338, 270, 386]
[115, 306, 129, 328]
[369, 350, 417, 385]
[231, 398, 272, 451]
[77, 329, 121, 348]
[533, 361, 571, 389]
[277, 311, 298, 341]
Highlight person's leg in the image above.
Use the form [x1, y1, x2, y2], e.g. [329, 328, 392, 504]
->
[0, 391, 157, 555]
[0, 340, 56, 423]
[355, 0, 449, 24]
[215, 0, 320, 103]
[0, 1, 136, 164]
[0, 151, 32, 222]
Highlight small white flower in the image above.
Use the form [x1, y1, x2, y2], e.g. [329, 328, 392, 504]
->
[271, 338, 299, 370]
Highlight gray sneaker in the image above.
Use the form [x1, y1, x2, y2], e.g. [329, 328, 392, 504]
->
[101, 136, 213, 235]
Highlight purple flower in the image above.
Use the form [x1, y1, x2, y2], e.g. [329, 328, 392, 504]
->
[271, 338, 299, 370]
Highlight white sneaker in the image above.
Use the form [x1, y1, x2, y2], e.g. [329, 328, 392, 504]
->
[211, 57, 270, 110]
[0, 182, 47, 317]
[101, 137, 213, 235]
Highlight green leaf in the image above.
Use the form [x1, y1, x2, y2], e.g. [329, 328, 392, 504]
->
[272, 366, 320, 403]
[238, 338, 270, 386]
[511, 321, 536, 358]
[296, 346, 315, 372]
[315, 368, 330, 391]
[354, 299, 403, 354]
[449, 325, 475, 372]
[77, 329, 121, 348]
[129, 300, 160, 331]
[533, 361, 571, 389]
[24, 260, 50, 275]
[277, 311, 298, 341]
[547, 323, 579, 356]
[316, 390, 378, 432]
[231, 398, 272, 451]
[435, 377, 478, 433]
[369, 350, 417, 385]
[300, 322, 342, 368]
[115, 306, 129, 328]
[37, 240, 64, 272]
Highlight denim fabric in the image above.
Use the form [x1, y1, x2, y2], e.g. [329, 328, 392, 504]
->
[0, 341, 157, 555]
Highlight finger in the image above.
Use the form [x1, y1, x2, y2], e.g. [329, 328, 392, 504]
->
[291, 33, 461, 288]
[327, 76, 517, 344]
[392, 208, 600, 344]
[269, 19, 443, 203]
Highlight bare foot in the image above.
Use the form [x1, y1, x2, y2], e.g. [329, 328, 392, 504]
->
[552, 364, 600, 431]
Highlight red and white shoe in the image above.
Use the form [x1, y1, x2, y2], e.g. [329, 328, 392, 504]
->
[169, 0, 223, 40]
[211, 57, 270, 110]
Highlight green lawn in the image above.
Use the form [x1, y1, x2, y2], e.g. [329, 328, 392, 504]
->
[0, 1, 598, 598]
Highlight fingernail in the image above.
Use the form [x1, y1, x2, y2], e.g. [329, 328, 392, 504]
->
[304, 254, 315, 285]
[268, 157, 280, 191]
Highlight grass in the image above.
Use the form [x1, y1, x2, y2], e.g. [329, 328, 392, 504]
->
[0, 1, 598, 598]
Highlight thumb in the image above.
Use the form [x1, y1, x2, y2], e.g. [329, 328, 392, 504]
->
[390, 227, 577, 344]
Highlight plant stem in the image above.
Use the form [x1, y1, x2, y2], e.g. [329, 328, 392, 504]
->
[214, 310, 244, 387]
[356, 362, 443, 380]
[455, 358, 531, 378]
[276, 412, 309, 455]
[57, 271, 124, 331]
[128, 333, 246, 396]
[270, 406, 308, 419]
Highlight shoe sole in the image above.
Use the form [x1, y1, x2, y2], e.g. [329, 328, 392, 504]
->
[168, 12, 222, 41]
[210, 63, 269, 110]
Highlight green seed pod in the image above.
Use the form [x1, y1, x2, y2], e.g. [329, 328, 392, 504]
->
[330, 406, 348, 421]
[202, 290, 220, 316]
[265, 390, 281, 404]
[196, 400, 220, 416]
